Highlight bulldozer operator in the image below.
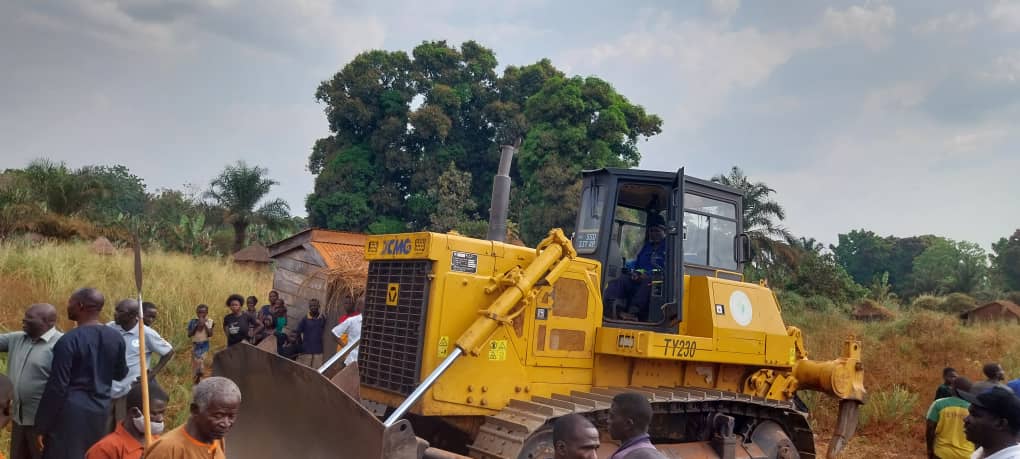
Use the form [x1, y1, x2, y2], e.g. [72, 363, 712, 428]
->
[604, 212, 666, 322]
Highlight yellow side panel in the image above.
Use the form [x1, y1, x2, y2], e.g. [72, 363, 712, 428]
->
[684, 276, 715, 338]
[715, 327, 765, 355]
[630, 359, 684, 388]
[593, 355, 631, 387]
[709, 279, 788, 335]
[530, 269, 599, 366]
[765, 334, 797, 367]
[431, 326, 528, 415]
[717, 365, 745, 392]
[683, 362, 719, 389]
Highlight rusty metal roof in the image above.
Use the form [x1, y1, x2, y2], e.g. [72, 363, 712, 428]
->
[309, 241, 363, 268]
[960, 300, 1020, 318]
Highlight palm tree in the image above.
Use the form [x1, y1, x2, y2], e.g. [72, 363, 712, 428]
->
[205, 161, 291, 252]
[711, 166, 792, 269]
[18, 159, 106, 216]
[787, 236, 824, 255]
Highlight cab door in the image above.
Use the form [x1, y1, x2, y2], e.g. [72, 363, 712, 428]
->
[665, 167, 685, 324]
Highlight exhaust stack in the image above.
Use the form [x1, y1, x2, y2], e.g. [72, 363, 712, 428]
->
[486, 144, 516, 242]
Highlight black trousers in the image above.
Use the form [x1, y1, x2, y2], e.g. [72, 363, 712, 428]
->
[11, 422, 43, 459]
[41, 402, 107, 459]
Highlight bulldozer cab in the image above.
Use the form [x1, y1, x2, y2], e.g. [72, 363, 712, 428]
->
[573, 167, 751, 329]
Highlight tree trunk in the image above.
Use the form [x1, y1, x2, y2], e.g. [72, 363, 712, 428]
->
[233, 221, 248, 253]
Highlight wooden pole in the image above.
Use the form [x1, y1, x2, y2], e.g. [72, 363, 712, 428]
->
[133, 239, 153, 446]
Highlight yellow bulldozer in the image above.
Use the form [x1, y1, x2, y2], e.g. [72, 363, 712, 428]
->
[215, 154, 866, 458]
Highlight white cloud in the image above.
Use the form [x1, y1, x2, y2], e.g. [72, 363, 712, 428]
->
[709, 0, 740, 17]
[766, 114, 1017, 247]
[978, 50, 1020, 82]
[990, 0, 1020, 31]
[16, 0, 179, 52]
[863, 81, 931, 113]
[946, 127, 1010, 155]
[11, 0, 386, 62]
[912, 10, 980, 35]
[559, 2, 897, 131]
[819, 2, 896, 49]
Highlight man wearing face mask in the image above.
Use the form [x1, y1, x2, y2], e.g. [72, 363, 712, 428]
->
[86, 381, 169, 459]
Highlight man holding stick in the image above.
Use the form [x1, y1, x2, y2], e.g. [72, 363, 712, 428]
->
[107, 299, 174, 433]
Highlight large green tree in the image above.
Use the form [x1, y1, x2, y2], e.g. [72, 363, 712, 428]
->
[990, 229, 1020, 291]
[831, 230, 892, 286]
[81, 165, 147, 222]
[306, 41, 662, 242]
[205, 161, 291, 252]
[910, 238, 988, 294]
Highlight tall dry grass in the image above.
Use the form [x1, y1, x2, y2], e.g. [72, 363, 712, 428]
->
[789, 307, 1020, 457]
[0, 240, 272, 446]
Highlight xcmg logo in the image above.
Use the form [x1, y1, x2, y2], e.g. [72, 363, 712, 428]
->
[381, 238, 412, 255]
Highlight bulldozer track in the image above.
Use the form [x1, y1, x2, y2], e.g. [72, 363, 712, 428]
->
[466, 387, 815, 459]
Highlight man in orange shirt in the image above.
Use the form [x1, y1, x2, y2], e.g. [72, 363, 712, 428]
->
[142, 377, 240, 459]
[86, 381, 168, 459]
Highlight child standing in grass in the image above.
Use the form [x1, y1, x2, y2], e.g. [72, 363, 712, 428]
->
[187, 304, 214, 384]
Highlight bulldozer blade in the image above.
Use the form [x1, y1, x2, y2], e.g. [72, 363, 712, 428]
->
[331, 361, 361, 399]
[827, 399, 861, 458]
[213, 343, 421, 459]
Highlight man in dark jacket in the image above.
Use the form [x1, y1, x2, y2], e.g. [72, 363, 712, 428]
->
[36, 288, 128, 459]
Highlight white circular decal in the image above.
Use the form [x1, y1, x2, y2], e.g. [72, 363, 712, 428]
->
[730, 291, 753, 327]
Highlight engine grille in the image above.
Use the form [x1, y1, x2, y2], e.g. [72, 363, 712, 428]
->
[359, 260, 433, 396]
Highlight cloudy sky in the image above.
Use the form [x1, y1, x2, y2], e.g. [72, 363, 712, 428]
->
[1, 0, 1017, 249]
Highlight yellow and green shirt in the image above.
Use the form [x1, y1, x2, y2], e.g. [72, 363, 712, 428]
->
[927, 397, 974, 459]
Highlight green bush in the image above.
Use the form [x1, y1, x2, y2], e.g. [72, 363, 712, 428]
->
[860, 385, 919, 428]
[940, 292, 977, 314]
[776, 290, 805, 311]
[971, 290, 1000, 303]
[911, 294, 941, 312]
[805, 295, 836, 312]
[1007, 291, 1020, 305]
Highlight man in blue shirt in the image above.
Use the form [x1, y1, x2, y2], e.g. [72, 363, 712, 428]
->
[1007, 378, 1020, 397]
[296, 299, 327, 368]
[36, 288, 128, 459]
[605, 213, 667, 322]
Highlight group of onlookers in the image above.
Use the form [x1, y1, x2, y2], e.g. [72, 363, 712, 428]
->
[0, 287, 242, 459]
[927, 363, 1020, 459]
[187, 289, 363, 379]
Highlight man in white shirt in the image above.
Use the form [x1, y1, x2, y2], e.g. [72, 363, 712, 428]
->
[961, 386, 1020, 459]
[331, 298, 363, 366]
[106, 299, 174, 433]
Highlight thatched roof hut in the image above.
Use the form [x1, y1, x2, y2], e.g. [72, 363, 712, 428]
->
[91, 237, 116, 256]
[232, 244, 271, 268]
[852, 300, 895, 322]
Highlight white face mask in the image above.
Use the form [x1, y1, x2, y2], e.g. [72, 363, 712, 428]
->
[131, 414, 165, 435]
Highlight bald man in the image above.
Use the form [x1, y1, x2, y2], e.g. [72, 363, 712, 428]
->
[0, 303, 62, 459]
[553, 414, 601, 459]
[35, 288, 128, 459]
